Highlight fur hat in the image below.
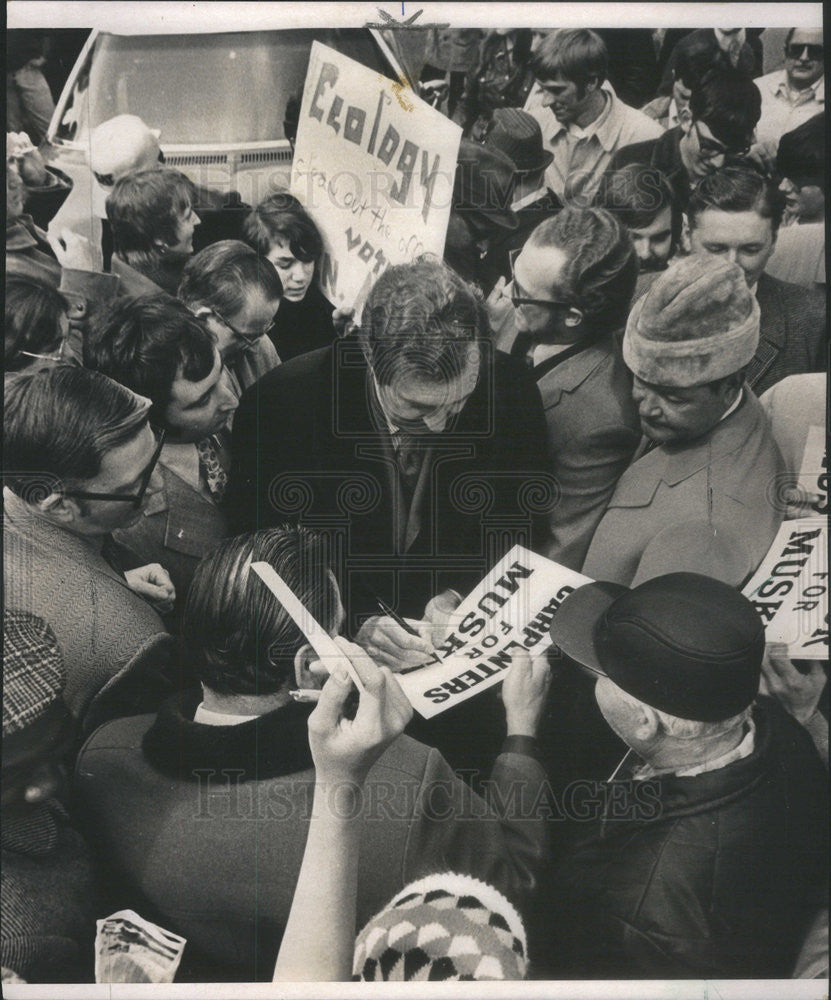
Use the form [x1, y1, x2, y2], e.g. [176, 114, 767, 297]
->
[353, 873, 527, 981]
[623, 254, 759, 387]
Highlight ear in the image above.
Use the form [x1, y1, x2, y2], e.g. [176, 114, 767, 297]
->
[633, 703, 660, 744]
[36, 492, 78, 525]
[293, 643, 327, 689]
[564, 307, 584, 329]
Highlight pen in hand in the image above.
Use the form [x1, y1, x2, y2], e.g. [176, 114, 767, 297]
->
[375, 598, 421, 638]
[375, 599, 434, 675]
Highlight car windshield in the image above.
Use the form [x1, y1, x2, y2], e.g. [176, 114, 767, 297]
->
[56, 28, 392, 145]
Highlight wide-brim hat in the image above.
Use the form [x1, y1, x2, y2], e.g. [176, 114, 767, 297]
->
[483, 108, 554, 176]
[550, 571, 763, 722]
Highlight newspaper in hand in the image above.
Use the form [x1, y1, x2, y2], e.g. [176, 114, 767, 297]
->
[95, 909, 186, 984]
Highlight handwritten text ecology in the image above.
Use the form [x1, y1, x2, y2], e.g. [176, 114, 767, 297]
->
[293, 59, 450, 293]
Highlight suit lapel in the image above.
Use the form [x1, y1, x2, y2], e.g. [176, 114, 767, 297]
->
[746, 275, 785, 391]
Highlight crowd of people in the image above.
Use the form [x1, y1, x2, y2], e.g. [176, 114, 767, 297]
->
[2, 24, 828, 986]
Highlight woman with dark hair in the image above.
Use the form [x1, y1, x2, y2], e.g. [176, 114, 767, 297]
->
[453, 29, 535, 140]
[244, 190, 338, 361]
[4, 274, 71, 377]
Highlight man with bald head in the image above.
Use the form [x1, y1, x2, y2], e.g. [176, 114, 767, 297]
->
[581, 254, 785, 588]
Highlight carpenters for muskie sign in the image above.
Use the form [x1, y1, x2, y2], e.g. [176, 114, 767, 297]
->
[291, 41, 462, 312]
[744, 519, 829, 658]
[397, 546, 593, 719]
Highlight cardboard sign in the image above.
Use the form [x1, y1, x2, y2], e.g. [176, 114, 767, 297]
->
[398, 546, 593, 718]
[796, 425, 828, 516]
[743, 518, 828, 659]
[291, 41, 461, 310]
[250, 562, 365, 691]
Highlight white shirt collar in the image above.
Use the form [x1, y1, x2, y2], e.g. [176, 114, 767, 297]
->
[193, 703, 259, 726]
[718, 386, 744, 424]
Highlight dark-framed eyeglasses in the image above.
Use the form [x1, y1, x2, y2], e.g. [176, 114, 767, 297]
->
[785, 42, 823, 60]
[209, 305, 277, 347]
[693, 121, 750, 161]
[61, 428, 166, 508]
[508, 248, 573, 310]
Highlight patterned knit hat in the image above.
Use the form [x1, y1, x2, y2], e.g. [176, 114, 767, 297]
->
[3, 610, 66, 737]
[353, 873, 527, 981]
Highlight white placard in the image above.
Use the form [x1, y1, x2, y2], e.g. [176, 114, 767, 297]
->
[291, 41, 461, 310]
[250, 562, 366, 691]
[743, 519, 828, 659]
[398, 545, 593, 718]
[795, 424, 827, 516]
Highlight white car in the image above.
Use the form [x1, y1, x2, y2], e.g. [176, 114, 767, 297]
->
[45, 25, 414, 243]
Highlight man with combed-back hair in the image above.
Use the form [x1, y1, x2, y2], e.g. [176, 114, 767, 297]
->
[490, 206, 642, 570]
[227, 257, 550, 775]
[3, 367, 171, 722]
[76, 526, 551, 980]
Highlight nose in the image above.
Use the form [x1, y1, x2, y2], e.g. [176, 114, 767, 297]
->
[192, 211, 201, 228]
[633, 238, 650, 262]
[633, 384, 661, 418]
[725, 247, 739, 265]
[423, 409, 449, 433]
[220, 383, 239, 414]
[540, 91, 555, 108]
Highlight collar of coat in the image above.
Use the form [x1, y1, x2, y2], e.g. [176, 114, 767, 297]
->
[589, 698, 786, 838]
[142, 687, 314, 780]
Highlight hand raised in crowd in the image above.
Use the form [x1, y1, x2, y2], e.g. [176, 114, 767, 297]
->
[501, 647, 553, 738]
[331, 305, 355, 337]
[123, 563, 176, 616]
[307, 636, 413, 785]
[485, 275, 517, 343]
[47, 227, 96, 272]
[354, 614, 435, 671]
[760, 642, 827, 725]
[782, 485, 823, 521]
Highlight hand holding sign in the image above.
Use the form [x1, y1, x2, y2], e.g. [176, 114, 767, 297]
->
[501, 648, 552, 738]
[760, 642, 827, 725]
[308, 637, 413, 784]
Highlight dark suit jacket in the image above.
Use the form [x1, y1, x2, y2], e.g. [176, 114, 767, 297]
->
[747, 273, 827, 397]
[228, 338, 551, 629]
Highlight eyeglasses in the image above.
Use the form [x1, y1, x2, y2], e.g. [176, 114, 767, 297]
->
[61, 428, 166, 507]
[209, 306, 277, 347]
[693, 122, 750, 161]
[508, 249, 573, 310]
[785, 42, 823, 60]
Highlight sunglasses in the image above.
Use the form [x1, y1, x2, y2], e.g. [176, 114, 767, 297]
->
[693, 122, 750, 161]
[61, 428, 166, 507]
[785, 43, 823, 60]
[508, 249, 573, 310]
[209, 306, 277, 347]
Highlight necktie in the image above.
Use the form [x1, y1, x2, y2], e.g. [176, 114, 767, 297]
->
[197, 436, 228, 501]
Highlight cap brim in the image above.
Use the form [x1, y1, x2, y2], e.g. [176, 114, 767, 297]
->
[549, 581, 628, 674]
[515, 150, 555, 176]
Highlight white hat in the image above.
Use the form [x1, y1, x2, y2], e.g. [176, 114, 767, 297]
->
[89, 115, 161, 217]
